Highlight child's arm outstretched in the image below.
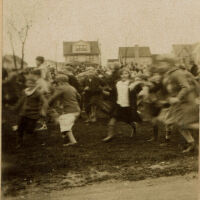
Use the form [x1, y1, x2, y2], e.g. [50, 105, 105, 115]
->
[48, 90, 64, 106]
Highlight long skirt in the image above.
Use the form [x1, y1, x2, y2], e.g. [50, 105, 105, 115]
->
[111, 104, 142, 124]
[157, 102, 199, 130]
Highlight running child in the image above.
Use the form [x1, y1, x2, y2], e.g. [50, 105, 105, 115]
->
[12, 74, 48, 148]
[103, 68, 141, 142]
[48, 74, 81, 146]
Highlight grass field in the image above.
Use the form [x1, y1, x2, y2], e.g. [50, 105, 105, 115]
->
[2, 109, 198, 197]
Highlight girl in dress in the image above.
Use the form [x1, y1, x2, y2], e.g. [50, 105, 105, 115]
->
[103, 69, 141, 142]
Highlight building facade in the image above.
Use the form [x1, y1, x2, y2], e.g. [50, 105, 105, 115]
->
[63, 40, 101, 66]
[107, 59, 119, 67]
[118, 45, 152, 67]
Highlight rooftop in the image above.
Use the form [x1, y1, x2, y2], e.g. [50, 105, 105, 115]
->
[119, 46, 151, 57]
[63, 40, 100, 55]
[107, 59, 119, 62]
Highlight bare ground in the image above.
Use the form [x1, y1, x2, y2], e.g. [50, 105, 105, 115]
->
[2, 173, 199, 200]
[2, 109, 199, 199]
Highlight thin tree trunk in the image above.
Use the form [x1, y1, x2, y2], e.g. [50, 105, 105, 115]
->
[8, 33, 17, 69]
[12, 48, 17, 70]
[21, 42, 25, 69]
[20, 25, 29, 69]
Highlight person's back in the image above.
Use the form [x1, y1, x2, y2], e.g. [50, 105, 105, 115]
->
[48, 75, 81, 146]
[56, 84, 80, 114]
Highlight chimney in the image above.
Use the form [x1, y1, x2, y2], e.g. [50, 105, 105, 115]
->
[135, 44, 139, 59]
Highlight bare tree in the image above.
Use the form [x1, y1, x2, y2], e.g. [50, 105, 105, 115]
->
[7, 30, 17, 69]
[7, 17, 32, 69]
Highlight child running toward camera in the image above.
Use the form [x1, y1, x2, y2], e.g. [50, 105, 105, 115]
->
[12, 74, 48, 148]
[103, 69, 141, 142]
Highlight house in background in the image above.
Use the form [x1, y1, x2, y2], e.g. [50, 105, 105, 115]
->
[172, 44, 195, 64]
[107, 59, 119, 67]
[63, 40, 101, 67]
[118, 45, 152, 67]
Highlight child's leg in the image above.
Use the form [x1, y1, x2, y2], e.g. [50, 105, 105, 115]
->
[59, 113, 79, 146]
[165, 125, 172, 141]
[180, 129, 195, 153]
[103, 117, 117, 142]
[148, 125, 158, 141]
[16, 117, 26, 148]
[153, 125, 158, 141]
[160, 125, 172, 146]
[85, 104, 92, 123]
[128, 122, 137, 138]
[91, 105, 97, 122]
[17, 117, 38, 148]
[62, 130, 77, 146]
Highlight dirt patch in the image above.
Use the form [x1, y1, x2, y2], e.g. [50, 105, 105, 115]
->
[2, 173, 198, 200]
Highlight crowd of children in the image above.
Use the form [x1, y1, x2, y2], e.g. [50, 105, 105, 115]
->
[2, 56, 200, 153]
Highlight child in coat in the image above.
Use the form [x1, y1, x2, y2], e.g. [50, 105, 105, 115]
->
[48, 74, 81, 146]
[13, 75, 48, 148]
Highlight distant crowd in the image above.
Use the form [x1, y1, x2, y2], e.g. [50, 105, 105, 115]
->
[2, 56, 200, 153]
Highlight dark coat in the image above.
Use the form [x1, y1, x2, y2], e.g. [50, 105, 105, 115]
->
[82, 76, 105, 96]
[190, 64, 198, 77]
[110, 82, 142, 123]
[68, 75, 81, 93]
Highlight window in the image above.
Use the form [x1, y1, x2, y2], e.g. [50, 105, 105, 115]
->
[76, 45, 87, 51]
[73, 56, 78, 61]
[89, 56, 94, 62]
[69, 56, 73, 62]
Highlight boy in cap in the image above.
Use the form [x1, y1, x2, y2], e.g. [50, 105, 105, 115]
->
[49, 74, 81, 146]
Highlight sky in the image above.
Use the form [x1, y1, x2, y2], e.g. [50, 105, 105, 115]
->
[3, 0, 200, 66]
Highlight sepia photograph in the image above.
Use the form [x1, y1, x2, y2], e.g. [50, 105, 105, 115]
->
[1, 0, 200, 199]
